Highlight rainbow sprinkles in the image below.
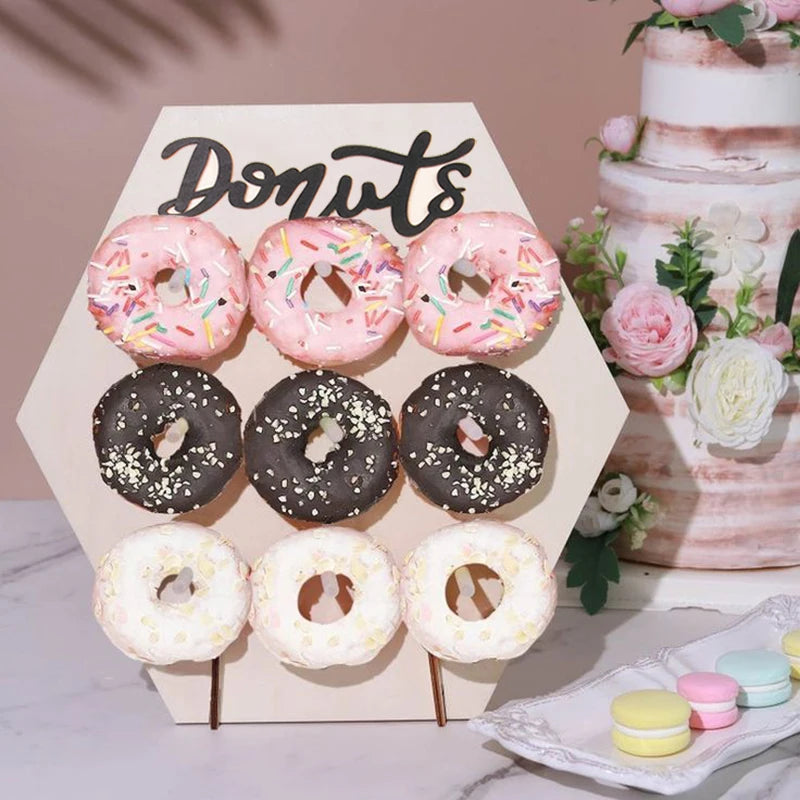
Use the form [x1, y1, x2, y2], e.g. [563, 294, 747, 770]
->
[247, 217, 406, 367]
[87, 216, 248, 360]
[403, 211, 561, 356]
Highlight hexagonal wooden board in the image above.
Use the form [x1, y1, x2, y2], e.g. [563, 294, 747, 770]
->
[18, 103, 628, 722]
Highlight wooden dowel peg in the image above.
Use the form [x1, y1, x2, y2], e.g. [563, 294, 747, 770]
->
[209, 656, 220, 730]
[428, 652, 447, 727]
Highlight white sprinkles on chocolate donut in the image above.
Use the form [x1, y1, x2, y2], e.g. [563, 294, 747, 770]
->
[245, 370, 399, 523]
[399, 364, 550, 514]
[93, 365, 242, 514]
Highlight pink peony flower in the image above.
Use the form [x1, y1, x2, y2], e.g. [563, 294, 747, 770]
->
[661, 0, 734, 15]
[752, 322, 794, 358]
[600, 116, 638, 155]
[764, 0, 800, 21]
[601, 283, 698, 378]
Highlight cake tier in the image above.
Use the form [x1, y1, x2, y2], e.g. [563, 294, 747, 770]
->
[608, 376, 800, 569]
[639, 28, 800, 173]
[599, 159, 800, 322]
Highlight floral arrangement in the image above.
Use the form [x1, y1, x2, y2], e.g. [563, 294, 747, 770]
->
[565, 473, 659, 613]
[565, 206, 800, 452]
[588, 1, 800, 50]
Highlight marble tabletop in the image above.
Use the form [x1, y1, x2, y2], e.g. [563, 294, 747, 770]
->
[2, 499, 799, 799]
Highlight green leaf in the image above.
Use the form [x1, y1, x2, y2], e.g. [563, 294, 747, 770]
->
[733, 311, 760, 337]
[566, 560, 593, 588]
[598, 547, 621, 583]
[777, 22, 800, 49]
[655, 11, 681, 27]
[623, 10, 662, 54]
[581, 575, 609, 616]
[692, 5, 752, 47]
[564, 531, 620, 615]
[564, 531, 600, 563]
[690, 271, 714, 307]
[775, 230, 800, 325]
[694, 302, 718, 332]
[782, 354, 800, 373]
[665, 367, 688, 392]
[656, 261, 684, 292]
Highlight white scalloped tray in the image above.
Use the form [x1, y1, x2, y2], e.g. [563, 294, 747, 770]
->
[469, 595, 800, 795]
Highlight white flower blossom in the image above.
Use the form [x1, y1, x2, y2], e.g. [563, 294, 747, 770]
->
[698, 203, 766, 276]
[568, 217, 585, 230]
[574, 496, 619, 537]
[741, 0, 778, 32]
[592, 205, 609, 219]
[687, 337, 788, 450]
[598, 474, 637, 514]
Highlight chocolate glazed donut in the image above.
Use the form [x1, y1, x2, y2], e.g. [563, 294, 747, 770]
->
[92, 364, 242, 514]
[399, 364, 550, 513]
[244, 370, 399, 523]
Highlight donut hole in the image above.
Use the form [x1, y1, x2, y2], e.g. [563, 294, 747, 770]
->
[445, 564, 503, 621]
[152, 417, 189, 460]
[304, 416, 344, 463]
[300, 263, 352, 312]
[456, 416, 490, 458]
[157, 568, 196, 604]
[448, 259, 492, 302]
[298, 572, 354, 623]
[154, 267, 190, 307]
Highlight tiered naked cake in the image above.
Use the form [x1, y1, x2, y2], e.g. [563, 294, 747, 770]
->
[600, 28, 800, 569]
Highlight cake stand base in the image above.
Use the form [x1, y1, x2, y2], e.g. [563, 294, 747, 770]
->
[556, 560, 800, 613]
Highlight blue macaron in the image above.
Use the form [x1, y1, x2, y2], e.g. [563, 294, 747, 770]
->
[716, 649, 792, 708]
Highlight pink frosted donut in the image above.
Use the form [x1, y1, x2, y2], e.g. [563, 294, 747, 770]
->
[87, 215, 248, 359]
[404, 212, 561, 355]
[247, 217, 405, 366]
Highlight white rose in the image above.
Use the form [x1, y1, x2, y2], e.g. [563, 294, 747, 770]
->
[598, 474, 637, 514]
[687, 338, 789, 450]
[741, 0, 778, 32]
[574, 497, 619, 537]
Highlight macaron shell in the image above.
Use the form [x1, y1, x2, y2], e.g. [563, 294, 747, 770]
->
[611, 689, 691, 730]
[716, 649, 791, 689]
[677, 671, 739, 704]
[782, 630, 800, 679]
[737, 682, 792, 708]
[689, 706, 739, 730]
[612, 727, 690, 758]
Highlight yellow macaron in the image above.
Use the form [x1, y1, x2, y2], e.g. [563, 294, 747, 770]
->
[782, 630, 800, 679]
[611, 689, 692, 757]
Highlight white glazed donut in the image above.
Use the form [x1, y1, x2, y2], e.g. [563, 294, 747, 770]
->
[249, 527, 402, 668]
[401, 521, 556, 663]
[93, 522, 251, 665]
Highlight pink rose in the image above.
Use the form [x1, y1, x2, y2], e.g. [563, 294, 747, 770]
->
[600, 116, 638, 155]
[601, 283, 698, 377]
[764, 0, 800, 21]
[661, 0, 734, 15]
[752, 322, 794, 358]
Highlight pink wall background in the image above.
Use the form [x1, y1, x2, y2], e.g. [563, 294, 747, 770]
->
[0, 0, 640, 498]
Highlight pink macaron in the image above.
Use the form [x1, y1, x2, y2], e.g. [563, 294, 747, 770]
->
[677, 672, 740, 730]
